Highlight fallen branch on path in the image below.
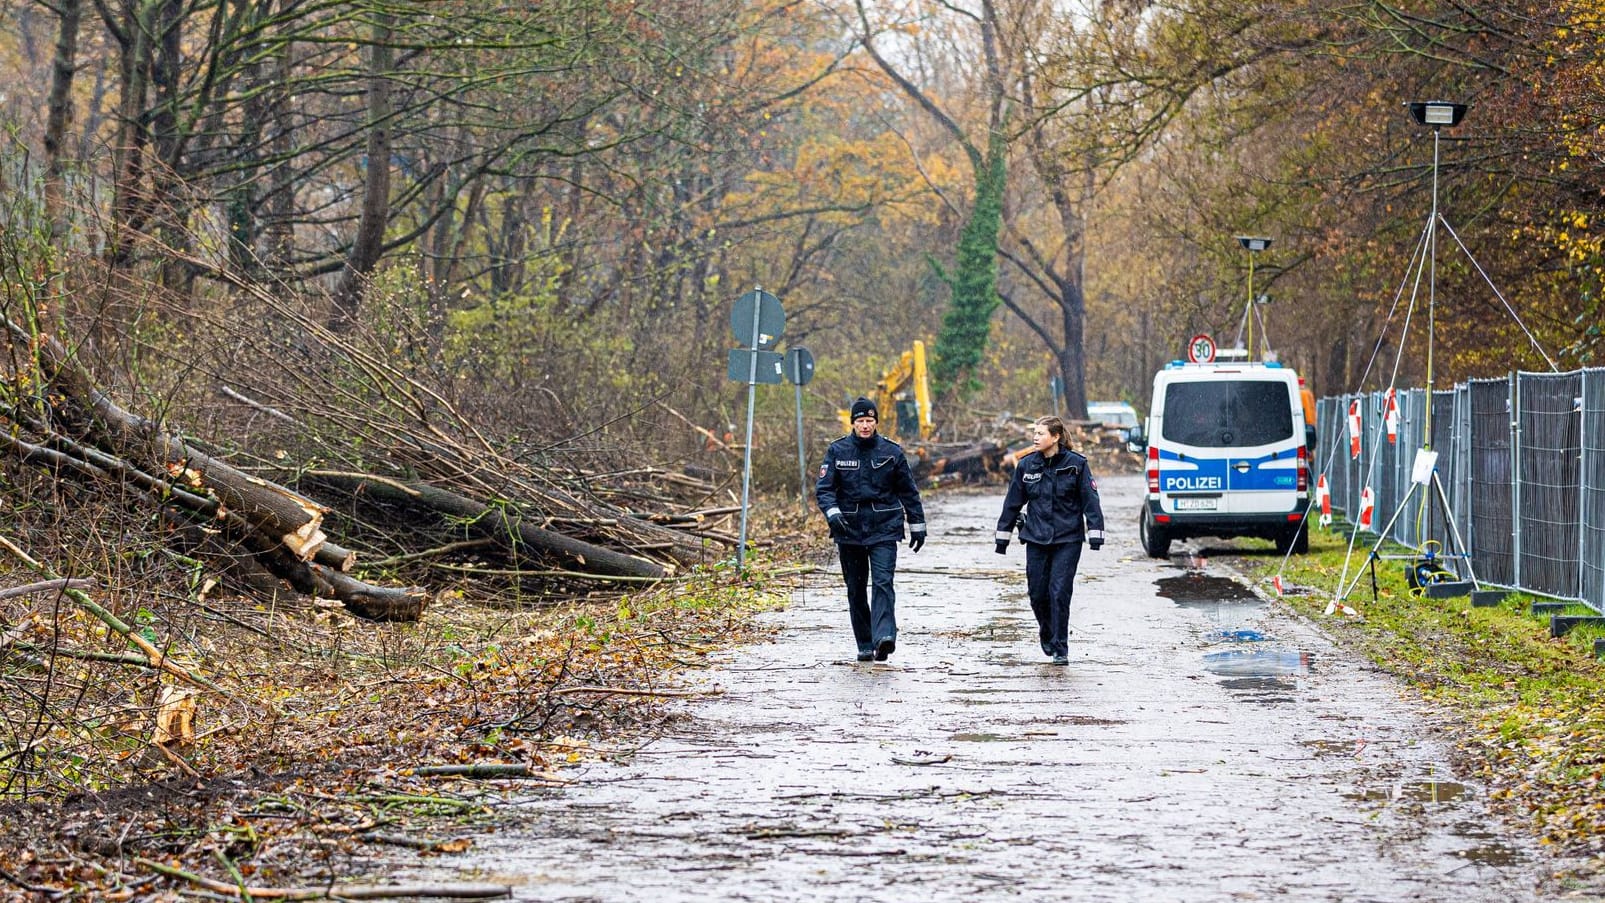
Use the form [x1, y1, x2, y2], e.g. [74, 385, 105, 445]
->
[134, 858, 511, 899]
[356, 832, 474, 853]
[549, 685, 708, 698]
[410, 764, 569, 781]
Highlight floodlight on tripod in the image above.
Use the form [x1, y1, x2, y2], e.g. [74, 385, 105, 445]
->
[1330, 100, 1485, 609]
[1408, 101, 1466, 129]
[1235, 237, 1272, 360]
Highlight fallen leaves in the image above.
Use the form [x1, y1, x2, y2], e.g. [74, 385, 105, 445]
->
[0, 548, 804, 897]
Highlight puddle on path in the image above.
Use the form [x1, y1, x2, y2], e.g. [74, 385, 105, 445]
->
[1218, 676, 1298, 703]
[1203, 648, 1314, 677]
[1207, 628, 1268, 643]
[1156, 574, 1261, 605]
[1300, 738, 1363, 757]
[1449, 823, 1527, 867]
[1345, 781, 1469, 804]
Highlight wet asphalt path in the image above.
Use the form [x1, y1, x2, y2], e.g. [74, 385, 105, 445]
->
[454, 474, 1555, 901]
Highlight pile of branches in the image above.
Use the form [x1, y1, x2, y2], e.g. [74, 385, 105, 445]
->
[0, 289, 738, 624]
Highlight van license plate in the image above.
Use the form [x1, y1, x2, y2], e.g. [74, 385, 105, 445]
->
[1174, 498, 1218, 511]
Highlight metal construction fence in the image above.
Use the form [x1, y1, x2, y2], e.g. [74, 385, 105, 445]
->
[1315, 368, 1605, 613]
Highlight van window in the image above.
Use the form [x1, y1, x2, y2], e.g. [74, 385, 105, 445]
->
[1162, 380, 1294, 448]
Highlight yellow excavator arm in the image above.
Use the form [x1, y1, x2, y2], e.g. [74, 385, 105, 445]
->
[838, 340, 935, 441]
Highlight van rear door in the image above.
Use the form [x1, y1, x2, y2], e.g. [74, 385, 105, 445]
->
[1159, 376, 1301, 514]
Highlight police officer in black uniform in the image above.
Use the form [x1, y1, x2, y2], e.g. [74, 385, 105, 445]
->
[995, 415, 1105, 665]
[817, 397, 927, 662]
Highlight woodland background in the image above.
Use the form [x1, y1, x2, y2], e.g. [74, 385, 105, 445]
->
[0, 0, 1604, 829]
[3, 0, 1601, 447]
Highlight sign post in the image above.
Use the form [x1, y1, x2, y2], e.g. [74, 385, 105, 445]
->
[784, 346, 815, 515]
[729, 288, 785, 572]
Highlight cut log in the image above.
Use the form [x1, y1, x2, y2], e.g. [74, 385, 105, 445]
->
[908, 441, 1009, 485]
[310, 563, 428, 621]
[318, 474, 669, 579]
[316, 541, 358, 572]
[20, 329, 329, 561]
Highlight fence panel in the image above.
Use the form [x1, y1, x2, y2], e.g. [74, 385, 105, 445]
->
[1317, 397, 1345, 517]
[1386, 389, 1424, 549]
[1514, 372, 1582, 599]
[1367, 391, 1395, 538]
[1420, 389, 1460, 558]
[1467, 377, 1515, 587]
[1450, 386, 1472, 557]
[1581, 370, 1605, 612]
[1335, 395, 1360, 518]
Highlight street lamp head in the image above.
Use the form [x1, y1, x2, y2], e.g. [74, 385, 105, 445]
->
[1237, 236, 1272, 252]
[1408, 101, 1467, 129]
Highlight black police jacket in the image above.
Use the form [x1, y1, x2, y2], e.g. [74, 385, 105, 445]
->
[995, 449, 1105, 546]
[816, 432, 927, 546]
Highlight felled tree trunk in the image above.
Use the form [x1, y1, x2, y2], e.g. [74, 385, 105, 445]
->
[27, 330, 329, 560]
[910, 441, 1009, 485]
[315, 473, 671, 579]
[7, 325, 426, 621]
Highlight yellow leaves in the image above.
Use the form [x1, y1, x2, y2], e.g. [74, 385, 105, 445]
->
[545, 735, 592, 764]
[432, 837, 473, 854]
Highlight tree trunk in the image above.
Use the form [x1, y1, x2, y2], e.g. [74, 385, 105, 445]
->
[320, 474, 671, 580]
[264, 18, 296, 271]
[18, 326, 330, 562]
[43, 0, 82, 242]
[3, 323, 430, 622]
[331, 13, 395, 330]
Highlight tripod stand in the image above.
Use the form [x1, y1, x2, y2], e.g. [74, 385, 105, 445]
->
[1330, 102, 1487, 609]
[1292, 102, 1560, 614]
[1336, 444, 1479, 605]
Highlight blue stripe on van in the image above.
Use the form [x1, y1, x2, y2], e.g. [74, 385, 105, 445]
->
[1157, 447, 1298, 493]
[1156, 448, 1228, 493]
[1230, 448, 1299, 491]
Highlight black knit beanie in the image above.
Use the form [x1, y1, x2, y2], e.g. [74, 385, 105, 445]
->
[849, 397, 878, 421]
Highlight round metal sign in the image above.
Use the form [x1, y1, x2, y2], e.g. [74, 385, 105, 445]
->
[730, 289, 785, 350]
[1187, 333, 1217, 364]
[784, 346, 815, 385]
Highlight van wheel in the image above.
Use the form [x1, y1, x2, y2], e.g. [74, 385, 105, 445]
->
[1275, 524, 1309, 555]
[1140, 510, 1171, 559]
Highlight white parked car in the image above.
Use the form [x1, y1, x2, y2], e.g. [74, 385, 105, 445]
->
[1087, 401, 1142, 450]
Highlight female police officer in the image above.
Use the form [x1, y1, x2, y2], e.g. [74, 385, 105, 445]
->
[994, 415, 1105, 665]
[816, 397, 927, 662]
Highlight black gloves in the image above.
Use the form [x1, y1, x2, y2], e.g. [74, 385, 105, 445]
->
[826, 513, 845, 539]
[1089, 539, 1103, 551]
[995, 540, 1009, 555]
[909, 535, 924, 553]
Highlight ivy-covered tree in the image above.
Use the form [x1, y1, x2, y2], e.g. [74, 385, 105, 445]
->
[931, 136, 1006, 398]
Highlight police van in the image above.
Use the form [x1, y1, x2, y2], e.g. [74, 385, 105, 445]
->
[1137, 357, 1315, 558]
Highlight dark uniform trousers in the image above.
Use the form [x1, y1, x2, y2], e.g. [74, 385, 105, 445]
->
[840, 542, 898, 656]
[1025, 541, 1083, 657]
